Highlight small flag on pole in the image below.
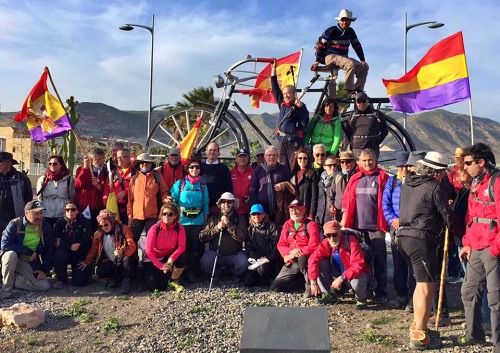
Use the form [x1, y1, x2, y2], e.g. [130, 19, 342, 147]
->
[179, 117, 203, 162]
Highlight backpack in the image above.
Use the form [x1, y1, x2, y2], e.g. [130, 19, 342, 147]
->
[180, 178, 206, 193]
[488, 170, 499, 202]
[341, 228, 372, 263]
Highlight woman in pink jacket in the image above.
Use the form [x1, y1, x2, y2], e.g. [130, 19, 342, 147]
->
[143, 201, 186, 292]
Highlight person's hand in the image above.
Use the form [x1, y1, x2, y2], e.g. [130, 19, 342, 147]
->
[310, 62, 319, 72]
[83, 156, 92, 169]
[77, 261, 88, 271]
[221, 215, 230, 226]
[329, 205, 336, 216]
[271, 59, 277, 75]
[289, 248, 302, 258]
[70, 243, 81, 252]
[283, 254, 293, 263]
[217, 221, 225, 230]
[391, 218, 400, 230]
[331, 276, 344, 290]
[259, 256, 268, 262]
[162, 261, 173, 273]
[310, 282, 321, 297]
[128, 219, 134, 228]
[114, 249, 123, 258]
[294, 100, 303, 108]
[274, 182, 285, 192]
[91, 176, 99, 186]
[361, 61, 369, 70]
[459, 246, 472, 262]
[34, 270, 46, 280]
[55, 238, 61, 248]
[116, 190, 127, 201]
[29, 252, 37, 262]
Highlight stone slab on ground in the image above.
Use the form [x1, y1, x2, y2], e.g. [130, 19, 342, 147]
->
[240, 306, 330, 353]
[0, 302, 45, 329]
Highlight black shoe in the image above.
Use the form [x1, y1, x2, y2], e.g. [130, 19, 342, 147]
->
[388, 296, 408, 309]
[373, 295, 388, 305]
[120, 278, 131, 294]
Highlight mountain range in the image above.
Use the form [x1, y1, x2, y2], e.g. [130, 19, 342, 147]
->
[1, 102, 499, 158]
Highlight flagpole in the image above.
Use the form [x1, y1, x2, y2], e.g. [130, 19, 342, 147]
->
[45, 67, 87, 155]
[295, 48, 304, 89]
[468, 98, 474, 144]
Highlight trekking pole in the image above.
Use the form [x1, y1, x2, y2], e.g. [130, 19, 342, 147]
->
[208, 229, 224, 293]
[435, 227, 449, 331]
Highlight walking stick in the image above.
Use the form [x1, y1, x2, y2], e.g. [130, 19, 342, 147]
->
[435, 227, 449, 331]
[208, 229, 224, 292]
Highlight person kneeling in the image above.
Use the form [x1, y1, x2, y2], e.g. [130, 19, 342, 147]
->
[143, 202, 187, 292]
[199, 192, 248, 281]
[78, 210, 136, 294]
[308, 220, 370, 308]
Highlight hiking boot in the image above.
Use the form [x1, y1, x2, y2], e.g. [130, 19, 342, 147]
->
[356, 299, 368, 310]
[120, 278, 131, 294]
[388, 296, 408, 309]
[409, 329, 431, 350]
[168, 281, 184, 292]
[428, 314, 451, 327]
[405, 301, 414, 313]
[318, 293, 338, 305]
[303, 286, 312, 299]
[53, 280, 65, 289]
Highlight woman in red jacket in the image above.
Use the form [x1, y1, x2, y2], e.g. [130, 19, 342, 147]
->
[144, 201, 187, 292]
[230, 149, 253, 216]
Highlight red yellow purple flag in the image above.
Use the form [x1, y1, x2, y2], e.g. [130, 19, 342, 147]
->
[179, 117, 203, 161]
[382, 32, 470, 114]
[242, 51, 302, 108]
[14, 67, 72, 143]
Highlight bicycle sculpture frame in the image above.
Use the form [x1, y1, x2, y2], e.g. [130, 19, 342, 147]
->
[146, 56, 415, 165]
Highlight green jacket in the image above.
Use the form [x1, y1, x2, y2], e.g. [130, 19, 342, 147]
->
[305, 114, 342, 155]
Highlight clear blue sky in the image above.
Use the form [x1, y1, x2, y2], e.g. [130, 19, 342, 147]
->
[1, 0, 499, 121]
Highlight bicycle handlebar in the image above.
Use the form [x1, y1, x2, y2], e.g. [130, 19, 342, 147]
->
[255, 58, 275, 63]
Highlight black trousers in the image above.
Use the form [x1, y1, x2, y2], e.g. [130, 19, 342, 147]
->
[184, 225, 203, 276]
[53, 248, 91, 286]
[95, 256, 136, 282]
[143, 253, 187, 291]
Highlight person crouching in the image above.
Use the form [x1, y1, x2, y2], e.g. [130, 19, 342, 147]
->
[78, 210, 136, 294]
[308, 220, 371, 308]
[143, 202, 187, 292]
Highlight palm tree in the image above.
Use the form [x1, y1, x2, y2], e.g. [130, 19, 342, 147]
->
[174, 86, 216, 109]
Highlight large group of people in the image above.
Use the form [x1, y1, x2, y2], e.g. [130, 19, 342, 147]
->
[0, 9, 498, 352]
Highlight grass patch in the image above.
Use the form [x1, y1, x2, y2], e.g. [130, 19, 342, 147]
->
[64, 299, 91, 318]
[175, 336, 196, 349]
[229, 288, 240, 299]
[360, 328, 395, 346]
[103, 317, 120, 333]
[26, 334, 41, 346]
[151, 289, 161, 298]
[188, 306, 208, 315]
[78, 312, 93, 323]
[54, 348, 74, 353]
[248, 301, 267, 307]
[371, 315, 394, 326]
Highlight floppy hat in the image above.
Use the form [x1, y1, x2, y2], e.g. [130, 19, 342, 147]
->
[417, 151, 449, 170]
[336, 9, 357, 22]
[217, 192, 239, 208]
[339, 151, 355, 161]
[454, 147, 465, 157]
[395, 152, 410, 167]
[25, 200, 45, 212]
[135, 153, 155, 163]
[0, 152, 18, 165]
[405, 151, 426, 166]
[250, 204, 265, 214]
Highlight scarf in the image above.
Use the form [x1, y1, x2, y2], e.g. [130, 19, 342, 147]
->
[323, 113, 332, 123]
[342, 167, 388, 232]
[281, 100, 294, 108]
[42, 169, 69, 191]
[320, 171, 335, 189]
[140, 165, 154, 175]
[187, 175, 200, 185]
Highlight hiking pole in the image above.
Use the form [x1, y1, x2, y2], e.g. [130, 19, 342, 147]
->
[208, 228, 224, 292]
[435, 227, 449, 331]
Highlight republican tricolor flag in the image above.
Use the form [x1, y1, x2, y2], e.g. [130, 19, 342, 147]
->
[14, 67, 72, 142]
[382, 32, 471, 114]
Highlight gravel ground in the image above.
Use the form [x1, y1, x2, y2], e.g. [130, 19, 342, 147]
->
[0, 278, 494, 353]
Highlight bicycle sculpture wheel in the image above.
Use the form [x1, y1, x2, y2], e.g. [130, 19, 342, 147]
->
[146, 106, 249, 158]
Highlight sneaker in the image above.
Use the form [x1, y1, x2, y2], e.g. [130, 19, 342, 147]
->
[428, 314, 451, 327]
[446, 276, 464, 284]
[388, 296, 408, 309]
[168, 281, 184, 292]
[405, 302, 414, 313]
[120, 278, 131, 294]
[356, 299, 368, 310]
[409, 329, 431, 350]
[318, 293, 338, 305]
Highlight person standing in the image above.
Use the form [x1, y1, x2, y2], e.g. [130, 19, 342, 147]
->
[311, 144, 327, 175]
[290, 149, 318, 219]
[305, 99, 342, 156]
[398, 151, 455, 350]
[271, 61, 309, 171]
[460, 143, 500, 353]
[329, 151, 357, 222]
[230, 149, 253, 216]
[0, 152, 32, 232]
[157, 147, 184, 193]
[201, 142, 232, 215]
[316, 155, 337, 227]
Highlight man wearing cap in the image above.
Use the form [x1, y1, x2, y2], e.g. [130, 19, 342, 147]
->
[199, 192, 248, 280]
[230, 149, 253, 216]
[251, 148, 265, 169]
[157, 147, 184, 193]
[341, 148, 389, 303]
[382, 152, 415, 310]
[344, 92, 388, 160]
[201, 142, 233, 215]
[1, 200, 53, 299]
[272, 199, 320, 296]
[308, 220, 371, 307]
[328, 151, 357, 222]
[398, 151, 455, 349]
[127, 153, 169, 243]
[312, 9, 369, 98]
[0, 152, 32, 232]
[405, 151, 426, 175]
[460, 143, 500, 352]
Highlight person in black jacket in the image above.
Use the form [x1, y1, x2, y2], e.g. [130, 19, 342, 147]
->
[289, 149, 319, 219]
[397, 151, 455, 350]
[53, 201, 92, 287]
[344, 92, 388, 160]
[316, 155, 337, 227]
[243, 204, 279, 287]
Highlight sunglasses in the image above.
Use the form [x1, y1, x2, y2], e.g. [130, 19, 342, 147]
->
[250, 212, 263, 216]
[48, 162, 59, 166]
[315, 153, 326, 157]
[324, 233, 339, 238]
[340, 160, 353, 164]
[65, 208, 77, 212]
[99, 223, 111, 229]
[188, 165, 200, 169]
[162, 212, 175, 217]
[464, 160, 478, 166]
[297, 157, 308, 160]
[324, 163, 335, 167]
[356, 99, 367, 104]
[220, 200, 234, 204]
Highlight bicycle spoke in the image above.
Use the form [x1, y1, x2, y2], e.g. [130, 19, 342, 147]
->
[185, 110, 190, 131]
[150, 138, 173, 149]
[159, 125, 181, 145]
[171, 114, 185, 139]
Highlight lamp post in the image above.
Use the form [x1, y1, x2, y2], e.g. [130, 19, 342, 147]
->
[403, 13, 444, 130]
[120, 14, 155, 143]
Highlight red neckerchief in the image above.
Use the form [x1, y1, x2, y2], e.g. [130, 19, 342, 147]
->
[323, 113, 332, 123]
[281, 100, 294, 108]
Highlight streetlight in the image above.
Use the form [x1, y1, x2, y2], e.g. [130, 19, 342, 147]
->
[120, 14, 155, 143]
[403, 13, 444, 130]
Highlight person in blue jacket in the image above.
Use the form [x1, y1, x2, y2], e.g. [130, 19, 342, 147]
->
[170, 158, 209, 281]
[382, 152, 415, 311]
[1, 200, 53, 299]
